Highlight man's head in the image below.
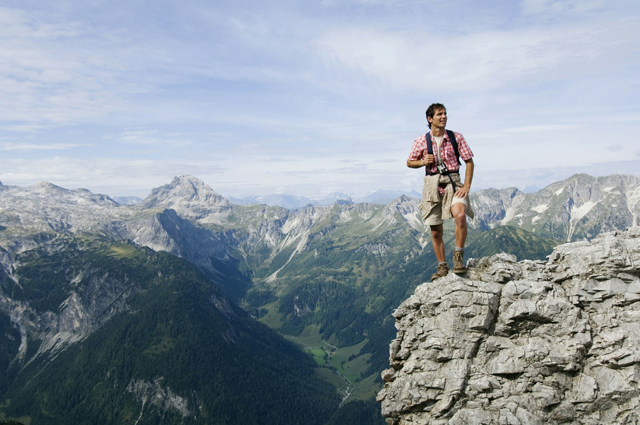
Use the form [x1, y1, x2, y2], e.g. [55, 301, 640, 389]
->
[426, 103, 446, 129]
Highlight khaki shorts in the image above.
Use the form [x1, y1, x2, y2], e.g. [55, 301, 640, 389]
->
[424, 195, 469, 227]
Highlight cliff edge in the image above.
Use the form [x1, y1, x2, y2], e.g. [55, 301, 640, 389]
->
[377, 227, 640, 425]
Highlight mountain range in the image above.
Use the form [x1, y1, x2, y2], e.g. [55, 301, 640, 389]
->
[111, 189, 424, 209]
[0, 173, 638, 424]
[226, 188, 423, 209]
[470, 174, 640, 241]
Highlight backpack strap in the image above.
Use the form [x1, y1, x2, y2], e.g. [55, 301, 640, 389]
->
[425, 133, 433, 176]
[446, 130, 461, 166]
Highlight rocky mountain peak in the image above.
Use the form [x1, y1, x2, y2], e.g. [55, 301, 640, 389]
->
[140, 175, 231, 223]
[172, 174, 214, 189]
[378, 227, 640, 424]
[29, 181, 65, 193]
[383, 195, 418, 214]
[144, 175, 226, 204]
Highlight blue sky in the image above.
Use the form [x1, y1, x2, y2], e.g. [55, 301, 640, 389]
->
[1, 0, 639, 199]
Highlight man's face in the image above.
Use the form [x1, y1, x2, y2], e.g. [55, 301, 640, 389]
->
[429, 108, 447, 129]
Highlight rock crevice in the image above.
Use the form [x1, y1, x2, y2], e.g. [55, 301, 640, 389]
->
[378, 228, 640, 425]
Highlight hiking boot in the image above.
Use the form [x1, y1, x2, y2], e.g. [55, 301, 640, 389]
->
[431, 263, 449, 281]
[453, 249, 467, 274]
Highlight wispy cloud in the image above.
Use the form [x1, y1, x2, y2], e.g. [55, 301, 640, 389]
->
[314, 17, 639, 94]
[111, 129, 194, 147]
[0, 5, 216, 132]
[0, 142, 81, 151]
[499, 125, 579, 134]
[521, 0, 606, 16]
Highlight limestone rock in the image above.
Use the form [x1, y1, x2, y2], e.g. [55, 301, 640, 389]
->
[378, 227, 640, 425]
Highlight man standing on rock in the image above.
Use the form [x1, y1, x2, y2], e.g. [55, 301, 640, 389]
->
[407, 103, 475, 281]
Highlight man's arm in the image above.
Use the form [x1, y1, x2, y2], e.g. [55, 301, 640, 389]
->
[455, 158, 474, 198]
[407, 154, 434, 169]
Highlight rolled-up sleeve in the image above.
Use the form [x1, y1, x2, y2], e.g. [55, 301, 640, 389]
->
[454, 133, 473, 161]
[408, 136, 426, 161]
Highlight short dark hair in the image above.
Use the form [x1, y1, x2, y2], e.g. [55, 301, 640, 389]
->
[426, 103, 446, 129]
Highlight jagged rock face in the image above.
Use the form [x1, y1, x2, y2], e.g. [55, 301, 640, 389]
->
[127, 378, 194, 418]
[116, 209, 229, 267]
[378, 227, 640, 425]
[470, 187, 525, 229]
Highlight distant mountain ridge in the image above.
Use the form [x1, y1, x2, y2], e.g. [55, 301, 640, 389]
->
[228, 192, 354, 209]
[470, 174, 640, 241]
[226, 188, 422, 208]
[112, 195, 142, 205]
[217, 174, 640, 243]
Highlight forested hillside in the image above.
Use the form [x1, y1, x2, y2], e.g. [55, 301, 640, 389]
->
[0, 237, 338, 424]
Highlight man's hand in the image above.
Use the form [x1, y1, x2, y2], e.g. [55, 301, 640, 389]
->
[424, 154, 434, 165]
[455, 185, 470, 198]
[457, 158, 474, 198]
[406, 156, 434, 169]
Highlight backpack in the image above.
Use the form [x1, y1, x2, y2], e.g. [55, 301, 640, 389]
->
[425, 129, 460, 176]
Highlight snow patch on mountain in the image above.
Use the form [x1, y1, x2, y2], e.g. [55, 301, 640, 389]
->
[627, 186, 640, 226]
[403, 210, 423, 231]
[568, 200, 598, 240]
[500, 207, 517, 225]
[571, 200, 597, 223]
[265, 233, 310, 283]
[531, 204, 549, 214]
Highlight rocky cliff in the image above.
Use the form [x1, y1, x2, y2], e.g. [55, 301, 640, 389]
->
[378, 227, 640, 425]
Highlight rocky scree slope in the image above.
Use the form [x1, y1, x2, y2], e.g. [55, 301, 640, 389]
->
[378, 227, 640, 425]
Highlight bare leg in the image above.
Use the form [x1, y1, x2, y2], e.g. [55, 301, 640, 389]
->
[430, 224, 446, 263]
[451, 203, 467, 249]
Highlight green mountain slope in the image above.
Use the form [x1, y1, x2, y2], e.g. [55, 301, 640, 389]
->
[0, 237, 338, 425]
[464, 225, 558, 261]
[0, 310, 20, 398]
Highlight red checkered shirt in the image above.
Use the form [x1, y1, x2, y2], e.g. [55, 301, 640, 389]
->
[407, 130, 473, 174]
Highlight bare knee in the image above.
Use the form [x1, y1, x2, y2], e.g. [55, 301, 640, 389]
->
[454, 213, 467, 228]
[451, 205, 466, 227]
[430, 225, 443, 241]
